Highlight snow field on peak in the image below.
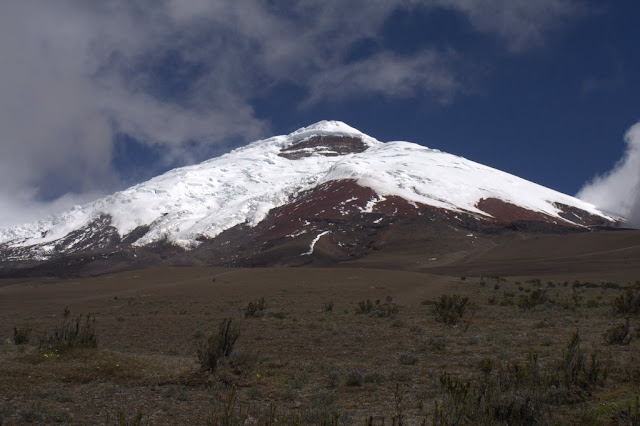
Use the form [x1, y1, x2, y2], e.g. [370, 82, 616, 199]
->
[0, 122, 380, 249]
[0, 121, 613, 251]
[288, 120, 378, 143]
[321, 141, 611, 221]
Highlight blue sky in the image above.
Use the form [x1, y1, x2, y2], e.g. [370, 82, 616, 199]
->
[0, 1, 639, 226]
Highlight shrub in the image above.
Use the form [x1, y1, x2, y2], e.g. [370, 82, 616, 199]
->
[13, 327, 31, 345]
[355, 299, 373, 314]
[42, 310, 97, 350]
[355, 297, 399, 317]
[372, 298, 399, 318]
[477, 357, 494, 374]
[391, 319, 406, 328]
[613, 288, 640, 316]
[207, 387, 248, 425]
[603, 318, 632, 345]
[556, 330, 606, 395]
[433, 372, 471, 424]
[517, 289, 547, 309]
[499, 297, 514, 306]
[409, 324, 423, 333]
[433, 356, 549, 425]
[19, 401, 72, 423]
[105, 409, 144, 426]
[197, 318, 240, 372]
[428, 337, 447, 351]
[364, 372, 386, 384]
[434, 294, 468, 325]
[267, 311, 288, 320]
[399, 353, 419, 365]
[558, 330, 586, 391]
[344, 369, 364, 387]
[244, 297, 266, 318]
[621, 394, 640, 426]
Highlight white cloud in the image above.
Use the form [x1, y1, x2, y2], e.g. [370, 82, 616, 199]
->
[0, 0, 588, 227]
[577, 122, 640, 226]
[306, 50, 460, 105]
[0, 190, 105, 228]
[431, 0, 586, 51]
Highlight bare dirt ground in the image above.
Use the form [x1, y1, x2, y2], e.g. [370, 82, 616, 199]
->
[1, 230, 640, 424]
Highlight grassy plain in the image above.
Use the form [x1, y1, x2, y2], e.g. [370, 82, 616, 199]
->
[1, 230, 640, 424]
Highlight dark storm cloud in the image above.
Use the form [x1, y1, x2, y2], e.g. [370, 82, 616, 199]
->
[0, 0, 587, 226]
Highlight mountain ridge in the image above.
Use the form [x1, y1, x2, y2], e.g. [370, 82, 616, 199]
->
[0, 121, 625, 275]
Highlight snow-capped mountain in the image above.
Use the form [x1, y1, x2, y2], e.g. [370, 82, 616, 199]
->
[0, 121, 622, 275]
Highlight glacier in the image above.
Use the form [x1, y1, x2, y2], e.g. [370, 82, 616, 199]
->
[0, 121, 616, 254]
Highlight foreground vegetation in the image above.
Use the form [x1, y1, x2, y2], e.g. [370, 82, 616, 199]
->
[1, 275, 640, 424]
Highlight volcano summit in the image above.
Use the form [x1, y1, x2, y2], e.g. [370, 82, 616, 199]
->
[0, 121, 623, 276]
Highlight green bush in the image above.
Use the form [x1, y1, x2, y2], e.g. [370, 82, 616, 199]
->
[434, 294, 468, 325]
[355, 297, 398, 317]
[13, 327, 31, 345]
[603, 318, 632, 345]
[399, 353, 419, 365]
[344, 369, 364, 387]
[428, 337, 447, 351]
[244, 297, 266, 318]
[556, 330, 606, 395]
[197, 318, 240, 372]
[372, 298, 399, 318]
[42, 309, 97, 350]
[613, 288, 640, 315]
[104, 409, 144, 426]
[517, 289, 547, 309]
[364, 372, 386, 384]
[433, 355, 548, 425]
[355, 299, 373, 314]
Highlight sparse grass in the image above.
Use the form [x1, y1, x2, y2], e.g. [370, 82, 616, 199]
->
[2, 270, 640, 423]
[433, 332, 608, 426]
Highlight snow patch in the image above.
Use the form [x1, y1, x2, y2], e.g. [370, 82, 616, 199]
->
[301, 231, 330, 256]
[360, 195, 387, 214]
